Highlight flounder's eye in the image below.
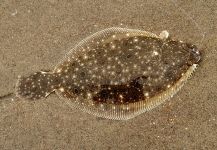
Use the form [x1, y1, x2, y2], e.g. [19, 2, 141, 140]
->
[181, 43, 199, 55]
[182, 43, 201, 64]
[188, 44, 200, 56]
[190, 45, 200, 55]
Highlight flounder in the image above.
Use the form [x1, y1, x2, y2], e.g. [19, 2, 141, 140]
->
[15, 27, 201, 120]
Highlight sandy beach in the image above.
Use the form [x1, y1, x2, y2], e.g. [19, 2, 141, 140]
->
[0, 0, 216, 149]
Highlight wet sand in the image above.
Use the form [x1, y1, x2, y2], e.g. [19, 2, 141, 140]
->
[0, 0, 216, 149]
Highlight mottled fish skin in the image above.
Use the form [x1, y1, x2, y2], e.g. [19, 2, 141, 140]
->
[55, 36, 200, 104]
[16, 71, 62, 100]
[15, 27, 201, 120]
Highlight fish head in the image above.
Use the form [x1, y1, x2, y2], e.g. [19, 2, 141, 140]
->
[181, 43, 201, 65]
